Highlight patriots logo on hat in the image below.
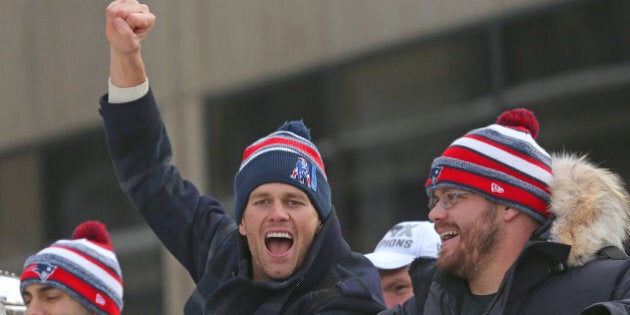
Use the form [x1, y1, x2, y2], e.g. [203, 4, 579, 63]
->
[31, 263, 57, 281]
[291, 157, 318, 191]
[428, 165, 443, 186]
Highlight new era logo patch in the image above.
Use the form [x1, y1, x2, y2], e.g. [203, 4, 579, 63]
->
[491, 182, 505, 193]
[95, 293, 106, 306]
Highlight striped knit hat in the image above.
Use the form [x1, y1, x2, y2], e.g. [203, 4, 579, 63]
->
[425, 108, 552, 223]
[20, 221, 123, 315]
[234, 120, 331, 223]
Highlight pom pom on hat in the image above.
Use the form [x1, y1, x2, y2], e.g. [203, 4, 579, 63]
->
[72, 220, 111, 246]
[425, 108, 552, 223]
[20, 221, 123, 315]
[496, 107, 540, 139]
[277, 120, 312, 140]
[234, 120, 332, 223]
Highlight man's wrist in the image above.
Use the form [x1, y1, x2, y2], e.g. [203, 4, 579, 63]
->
[109, 46, 147, 88]
[108, 77, 149, 103]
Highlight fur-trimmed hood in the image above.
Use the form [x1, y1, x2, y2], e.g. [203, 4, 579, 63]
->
[547, 152, 630, 267]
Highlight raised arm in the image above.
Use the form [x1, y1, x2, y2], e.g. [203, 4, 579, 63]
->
[101, 1, 234, 281]
[105, 0, 155, 87]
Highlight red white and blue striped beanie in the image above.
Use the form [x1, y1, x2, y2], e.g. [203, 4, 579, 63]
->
[425, 108, 552, 223]
[234, 120, 331, 223]
[20, 221, 123, 315]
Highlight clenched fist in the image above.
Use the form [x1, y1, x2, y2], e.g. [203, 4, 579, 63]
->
[106, 0, 156, 55]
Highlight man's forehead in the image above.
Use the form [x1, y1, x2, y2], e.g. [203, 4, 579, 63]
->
[434, 186, 465, 195]
[251, 183, 307, 196]
[24, 283, 56, 294]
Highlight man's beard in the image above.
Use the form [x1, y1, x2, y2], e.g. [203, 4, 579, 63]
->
[437, 203, 501, 281]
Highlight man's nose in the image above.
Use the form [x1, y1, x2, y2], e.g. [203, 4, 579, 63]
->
[268, 201, 289, 221]
[25, 303, 44, 315]
[428, 203, 446, 222]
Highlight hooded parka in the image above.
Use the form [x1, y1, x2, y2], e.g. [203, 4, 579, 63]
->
[383, 153, 630, 315]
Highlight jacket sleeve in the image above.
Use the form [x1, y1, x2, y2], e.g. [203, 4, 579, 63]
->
[581, 265, 630, 315]
[309, 280, 386, 315]
[377, 296, 418, 315]
[99, 90, 236, 282]
[581, 302, 630, 315]
[311, 262, 386, 314]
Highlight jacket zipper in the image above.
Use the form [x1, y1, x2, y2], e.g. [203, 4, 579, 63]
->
[481, 273, 508, 315]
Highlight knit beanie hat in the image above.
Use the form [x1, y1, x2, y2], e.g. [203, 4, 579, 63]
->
[234, 120, 331, 223]
[425, 108, 552, 223]
[20, 221, 123, 315]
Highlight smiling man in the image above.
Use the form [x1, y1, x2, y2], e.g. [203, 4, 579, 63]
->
[240, 183, 323, 282]
[98, 1, 385, 314]
[383, 108, 630, 314]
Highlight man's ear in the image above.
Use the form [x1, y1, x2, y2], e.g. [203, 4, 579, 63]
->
[238, 220, 247, 236]
[503, 206, 521, 222]
[315, 220, 323, 233]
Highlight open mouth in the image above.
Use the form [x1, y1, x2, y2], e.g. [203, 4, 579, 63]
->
[440, 230, 459, 242]
[265, 232, 294, 256]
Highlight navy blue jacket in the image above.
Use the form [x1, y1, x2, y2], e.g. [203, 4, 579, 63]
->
[99, 90, 385, 314]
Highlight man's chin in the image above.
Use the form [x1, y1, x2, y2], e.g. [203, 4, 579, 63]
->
[436, 253, 458, 273]
[267, 272, 291, 282]
[264, 265, 295, 281]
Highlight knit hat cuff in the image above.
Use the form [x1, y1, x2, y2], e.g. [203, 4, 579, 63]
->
[427, 157, 550, 223]
[20, 262, 121, 315]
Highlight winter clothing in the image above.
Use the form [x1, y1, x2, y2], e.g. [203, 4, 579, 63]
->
[20, 221, 123, 315]
[99, 90, 385, 314]
[383, 152, 630, 315]
[425, 108, 552, 223]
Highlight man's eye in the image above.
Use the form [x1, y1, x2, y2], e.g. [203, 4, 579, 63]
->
[45, 294, 61, 301]
[253, 199, 268, 205]
[395, 284, 410, 293]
